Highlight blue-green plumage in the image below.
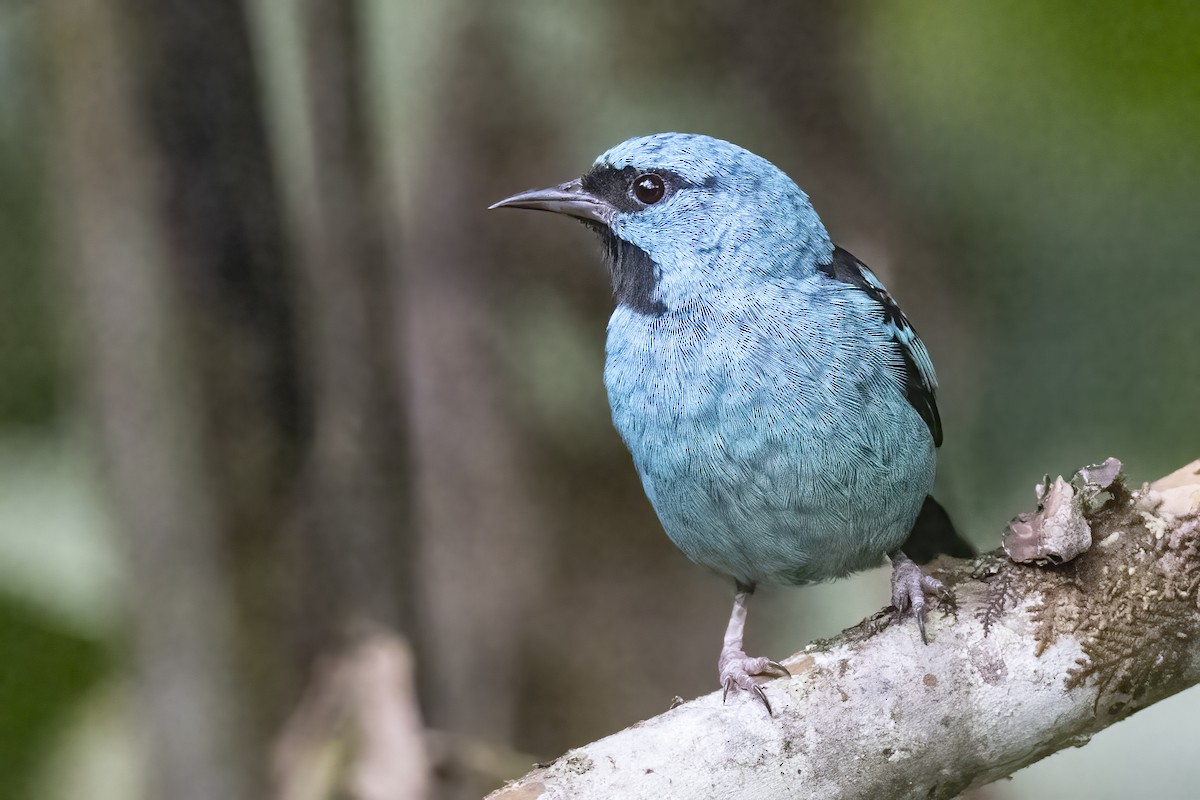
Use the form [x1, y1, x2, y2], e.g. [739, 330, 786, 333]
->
[594, 134, 936, 585]
[605, 277, 935, 587]
[492, 132, 966, 711]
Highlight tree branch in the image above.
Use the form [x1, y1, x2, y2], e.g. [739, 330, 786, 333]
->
[489, 459, 1200, 800]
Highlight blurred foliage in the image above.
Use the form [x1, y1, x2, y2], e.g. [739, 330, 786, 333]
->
[0, 594, 107, 800]
[0, 10, 57, 428]
[866, 2, 1200, 531]
[0, 437, 118, 800]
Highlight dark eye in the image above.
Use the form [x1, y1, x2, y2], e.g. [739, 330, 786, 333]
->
[632, 173, 666, 205]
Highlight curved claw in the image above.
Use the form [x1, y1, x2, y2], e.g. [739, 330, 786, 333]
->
[724, 678, 775, 716]
[767, 660, 791, 678]
[752, 685, 773, 716]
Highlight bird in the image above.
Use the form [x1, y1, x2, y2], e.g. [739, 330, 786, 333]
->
[490, 133, 972, 713]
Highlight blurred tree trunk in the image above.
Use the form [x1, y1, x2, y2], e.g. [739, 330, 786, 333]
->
[291, 0, 412, 660]
[43, 1, 250, 798]
[397, 8, 551, 796]
[45, 0, 415, 797]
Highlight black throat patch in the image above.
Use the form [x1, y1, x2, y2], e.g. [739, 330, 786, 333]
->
[590, 225, 667, 316]
[579, 164, 688, 317]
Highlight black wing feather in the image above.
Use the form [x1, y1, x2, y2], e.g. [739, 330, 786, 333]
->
[816, 246, 943, 447]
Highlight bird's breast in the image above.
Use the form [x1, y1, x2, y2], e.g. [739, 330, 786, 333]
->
[603, 298, 831, 465]
[602, 300, 936, 585]
[604, 303, 790, 472]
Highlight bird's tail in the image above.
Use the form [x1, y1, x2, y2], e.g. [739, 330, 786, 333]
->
[902, 496, 974, 564]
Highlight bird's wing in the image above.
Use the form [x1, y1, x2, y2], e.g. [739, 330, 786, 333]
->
[816, 246, 942, 447]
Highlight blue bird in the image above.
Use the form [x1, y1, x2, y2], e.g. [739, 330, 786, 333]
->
[491, 133, 971, 712]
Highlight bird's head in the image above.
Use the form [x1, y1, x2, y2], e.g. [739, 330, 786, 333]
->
[490, 133, 832, 315]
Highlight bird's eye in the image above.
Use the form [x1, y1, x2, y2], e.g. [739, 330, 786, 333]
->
[632, 173, 666, 205]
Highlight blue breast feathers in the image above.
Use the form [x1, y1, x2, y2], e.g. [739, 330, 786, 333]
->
[604, 271, 937, 586]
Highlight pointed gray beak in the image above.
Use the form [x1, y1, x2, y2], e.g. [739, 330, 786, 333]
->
[488, 178, 615, 225]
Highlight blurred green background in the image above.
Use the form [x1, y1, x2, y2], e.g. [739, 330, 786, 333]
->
[1, 1, 1198, 798]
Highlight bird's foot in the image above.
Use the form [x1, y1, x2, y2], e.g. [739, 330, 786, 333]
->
[889, 553, 950, 644]
[718, 648, 790, 715]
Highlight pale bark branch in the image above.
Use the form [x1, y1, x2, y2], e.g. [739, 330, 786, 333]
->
[489, 459, 1200, 800]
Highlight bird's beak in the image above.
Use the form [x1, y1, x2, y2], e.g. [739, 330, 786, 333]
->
[488, 178, 615, 226]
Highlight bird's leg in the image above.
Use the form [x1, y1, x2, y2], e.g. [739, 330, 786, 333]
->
[888, 548, 949, 644]
[718, 584, 790, 714]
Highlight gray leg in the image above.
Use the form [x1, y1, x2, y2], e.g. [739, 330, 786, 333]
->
[717, 587, 789, 714]
[888, 549, 948, 644]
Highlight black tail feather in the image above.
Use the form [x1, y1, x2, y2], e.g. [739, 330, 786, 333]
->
[903, 496, 974, 565]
